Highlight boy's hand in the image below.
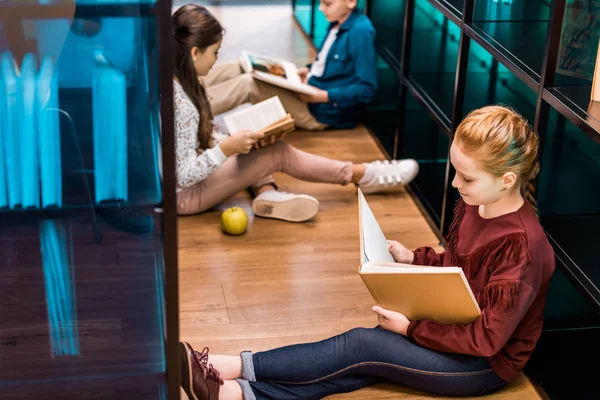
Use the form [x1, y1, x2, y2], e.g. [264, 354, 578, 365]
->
[387, 240, 415, 264]
[297, 67, 310, 83]
[372, 306, 411, 336]
[297, 87, 329, 103]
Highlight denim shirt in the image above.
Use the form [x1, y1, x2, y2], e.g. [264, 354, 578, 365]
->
[307, 10, 378, 129]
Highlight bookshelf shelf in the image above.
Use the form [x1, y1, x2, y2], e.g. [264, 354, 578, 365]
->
[426, 0, 463, 25]
[545, 87, 600, 142]
[463, 22, 545, 91]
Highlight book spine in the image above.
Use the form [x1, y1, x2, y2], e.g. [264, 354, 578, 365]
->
[93, 51, 128, 204]
[20, 54, 40, 209]
[2, 52, 22, 209]
[38, 57, 62, 208]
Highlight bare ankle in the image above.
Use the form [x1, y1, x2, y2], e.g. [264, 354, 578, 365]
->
[220, 380, 243, 400]
[208, 355, 243, 380]
[351, 163, 366, 184]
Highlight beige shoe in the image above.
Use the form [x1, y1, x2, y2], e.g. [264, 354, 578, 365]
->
[252, 191, 319, 222]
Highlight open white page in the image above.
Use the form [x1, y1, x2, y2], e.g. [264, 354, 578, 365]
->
[223, 96, 286, 134]
[359, 191, 395, 264]
[241, 51, 319, 95]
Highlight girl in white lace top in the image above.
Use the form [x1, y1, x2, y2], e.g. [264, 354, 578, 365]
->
[173, 4, 418, 223]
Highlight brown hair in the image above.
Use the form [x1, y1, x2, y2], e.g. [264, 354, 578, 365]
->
[454, 105, 540, 213]
[172, 4, 223, 149]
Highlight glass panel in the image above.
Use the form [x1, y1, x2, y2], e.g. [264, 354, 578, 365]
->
[543, 268, 600, 329]
[294, 0, 313, 37]
[537, 109, 600, 300]
[401, 93, 450, 227]
[369, 0, 405, 63]
[0, 15, 162, 211]
[472, 0, 552, 82]
[552, 0, 600, 127]
[0, 2, 167, 397]
[463, 40, 537, 121]
[410, 0, 460, 122]
[365, 56, 400, 157]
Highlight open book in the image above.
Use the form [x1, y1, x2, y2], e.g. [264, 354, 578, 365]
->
[240, 51, 319, 96]
[223, 96, 295, 142]
[358, 190, 481, 324]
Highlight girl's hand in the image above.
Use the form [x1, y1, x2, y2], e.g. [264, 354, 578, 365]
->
[372, 306, 411, 336]
[220, 130, 265, 156]
[387, 240, 415, 264]
[297, 87, 329, 103]
[253, 133, 279, 150]
[297, 67, 309, 83]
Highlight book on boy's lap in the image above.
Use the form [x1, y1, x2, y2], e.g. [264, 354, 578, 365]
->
[223, 96, 295, 145]
[358, 190, 481, 324]
[239, 51, 319, 96]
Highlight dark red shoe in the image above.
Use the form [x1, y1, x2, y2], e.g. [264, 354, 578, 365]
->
[180, 342, 223, 400]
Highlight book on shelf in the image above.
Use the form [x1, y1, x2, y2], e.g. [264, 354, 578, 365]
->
[1, 51, 62, 210]
[20, 54, 41, 209]
[92, 50, 128, 205]
[37, 56, 62, 208]
[239, 51, 319, 96]
[223, 96, 295, 144]
[357, 189, 481, 324]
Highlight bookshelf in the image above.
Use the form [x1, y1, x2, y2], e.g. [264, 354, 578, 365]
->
[293, 0, 600, 398]
[0, 1, 179, 398]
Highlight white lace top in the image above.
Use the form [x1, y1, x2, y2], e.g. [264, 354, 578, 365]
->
[174, 79, 228, 192]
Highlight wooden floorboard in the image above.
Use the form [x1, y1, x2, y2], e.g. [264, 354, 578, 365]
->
[178, 4, 542, 400]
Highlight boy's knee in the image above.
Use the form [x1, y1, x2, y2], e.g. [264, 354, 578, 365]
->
[238, 73, 256, 89]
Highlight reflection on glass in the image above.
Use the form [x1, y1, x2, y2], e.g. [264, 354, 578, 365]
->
[0, 212, 166, 397]
[411, 0, 460, 122]
[369, 0, 405, 62]
[402, 94, 449, 226]
[472, 0, 552, 81]
[464, 41, 537, 122]
[365, 56, 400, 156]
[537, 109, 600, 300]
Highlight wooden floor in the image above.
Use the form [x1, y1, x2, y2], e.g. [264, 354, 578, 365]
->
[177, 4, 543, 399]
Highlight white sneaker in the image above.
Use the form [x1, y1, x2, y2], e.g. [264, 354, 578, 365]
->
[252, 191, 319, 222]
[359, 159, 419, 195]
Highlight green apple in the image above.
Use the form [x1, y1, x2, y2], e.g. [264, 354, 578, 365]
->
[221, 207, 249, 235]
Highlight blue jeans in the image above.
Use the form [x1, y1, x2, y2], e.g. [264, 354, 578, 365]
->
[236, 327, 507, 399]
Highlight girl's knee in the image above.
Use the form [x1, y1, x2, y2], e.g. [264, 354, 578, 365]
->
[344, 327, 375, 344]
[260, 139, 290, 156]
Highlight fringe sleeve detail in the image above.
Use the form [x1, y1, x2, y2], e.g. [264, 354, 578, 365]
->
[479, 280, 520, 310]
